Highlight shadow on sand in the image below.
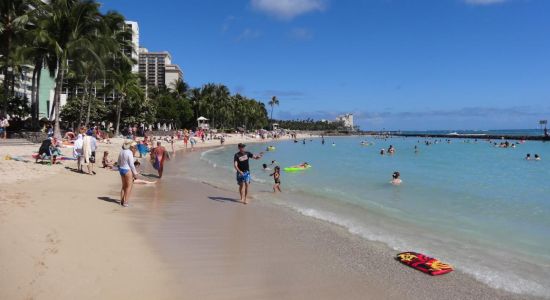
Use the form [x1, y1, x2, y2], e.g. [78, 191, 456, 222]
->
[98, 196, 121, 205]
[140, 173, 160, 179]
[208, 196, 241, 204]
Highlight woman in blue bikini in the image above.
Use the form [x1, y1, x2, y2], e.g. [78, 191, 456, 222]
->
[117, 141, 138, 207]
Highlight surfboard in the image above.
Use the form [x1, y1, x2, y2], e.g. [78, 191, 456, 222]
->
[396, 252, 453, 276]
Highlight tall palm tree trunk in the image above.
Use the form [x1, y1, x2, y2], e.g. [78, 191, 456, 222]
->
[2, 67, 9, 115]
[35, 66, 42, 128]
[85, 92, 92, 126]
[53, 62, 65, 139]
[115, 95, 124, 136]
[30, 66, 38, 128]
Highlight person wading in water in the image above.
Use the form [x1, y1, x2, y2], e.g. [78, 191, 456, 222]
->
[233, 143, 263, 204]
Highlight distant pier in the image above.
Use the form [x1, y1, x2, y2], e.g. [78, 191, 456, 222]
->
[389, 133, 550, 141]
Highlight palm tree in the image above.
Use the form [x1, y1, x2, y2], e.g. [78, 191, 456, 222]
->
[0, 0, 37, 114]
[23, 6, 55, 128]
[267, 95, 279, 129]
[268, 95, 279, 121]
[188, 87, 201, 122]
[46, 0, 103, 138]
[171, 78, 189, 99]
[108, 68, 142, 136]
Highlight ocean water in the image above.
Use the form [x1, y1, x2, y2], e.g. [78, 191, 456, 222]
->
[400, 128, 546, 136]
[183, 137, 550, 298]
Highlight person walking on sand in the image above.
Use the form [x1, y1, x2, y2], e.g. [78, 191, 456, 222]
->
[234, 143, 263, 204]
[118, 141, 138, 207]
[152, 141, 167, 178]
[82, 131, 93, 175]
[0, 116, 9, 139]
[74, 134, 84, 171]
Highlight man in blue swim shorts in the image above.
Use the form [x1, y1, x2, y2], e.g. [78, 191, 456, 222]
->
[234, 143, 263, 204]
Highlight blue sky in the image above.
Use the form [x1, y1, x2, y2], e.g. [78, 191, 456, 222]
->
[101, 0, 550, 130]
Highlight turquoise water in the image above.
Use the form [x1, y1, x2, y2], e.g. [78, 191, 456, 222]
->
[184, 137, 550, 298]
[400, 129, 546, 136]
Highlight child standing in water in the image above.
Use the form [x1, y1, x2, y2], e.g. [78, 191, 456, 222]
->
[270, 166, 282, 193]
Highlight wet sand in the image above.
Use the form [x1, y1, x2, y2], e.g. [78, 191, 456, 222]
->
[125, 150, 538, 300]
[0, 141, 543, 299]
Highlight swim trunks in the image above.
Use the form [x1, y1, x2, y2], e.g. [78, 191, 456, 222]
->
[236, 171, 251, 184]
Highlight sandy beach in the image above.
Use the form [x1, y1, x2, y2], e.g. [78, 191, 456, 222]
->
[0, 135, 543, 300]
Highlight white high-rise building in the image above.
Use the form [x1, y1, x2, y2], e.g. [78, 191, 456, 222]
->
[123, 21, 140, 73]
[336, 113, 354, 130]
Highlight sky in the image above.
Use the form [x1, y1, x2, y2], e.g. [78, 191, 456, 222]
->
[100, 0, 550, 130]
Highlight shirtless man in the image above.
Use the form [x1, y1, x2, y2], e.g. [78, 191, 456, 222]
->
[152, 141, 167, 178]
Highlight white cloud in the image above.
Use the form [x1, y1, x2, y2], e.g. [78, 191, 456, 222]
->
[290, 27, 313, 40]
[251, 0, 326, 20]
[464, 0, 508, 5]
[221, 15, 237, 32]
[236, 28, 262, 41]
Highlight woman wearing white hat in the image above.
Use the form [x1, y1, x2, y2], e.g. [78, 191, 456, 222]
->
[118, 140, 138, 207]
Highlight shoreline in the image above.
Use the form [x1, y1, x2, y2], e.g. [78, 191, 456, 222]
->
[130, 148, 540, 300]
[0, 135, 545, 299]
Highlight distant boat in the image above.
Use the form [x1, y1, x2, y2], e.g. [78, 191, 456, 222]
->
[447, 132, 486, 136]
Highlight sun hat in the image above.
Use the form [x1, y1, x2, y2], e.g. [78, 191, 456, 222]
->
[122, 140, 137, 150]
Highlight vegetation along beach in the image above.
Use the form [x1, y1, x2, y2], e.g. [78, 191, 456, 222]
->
[1, 0, 549, 299]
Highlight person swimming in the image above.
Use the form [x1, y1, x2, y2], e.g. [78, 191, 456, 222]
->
[534, 154, 541, 161]
[262, 163, 271, 171]
[380, 148, 385, 155]
[388, 145, 395, 154]
[526, 153, 531, 160]
[391, 171, 402, 185]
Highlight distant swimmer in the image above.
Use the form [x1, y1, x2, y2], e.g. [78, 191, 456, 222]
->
[322, 138, 325, 145]
[262, 163, 271, 171]
[380, 148, 385, 155]
[414, 145, 419, 154]
[535, 154, 541, 161]
[526, 153, 531, 160]
[391, 171, 402, 185]
[332, 142, 336, 146]
[388, 145, 395, 154]
[303, 139, 306, 145]
[270, 166, 282, 193]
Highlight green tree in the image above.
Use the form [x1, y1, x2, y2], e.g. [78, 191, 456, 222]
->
[0, 0, 38, 115]
[268, 96, 279, 121]
[45, 0, 103, 138]
[108, 68, 143, 135]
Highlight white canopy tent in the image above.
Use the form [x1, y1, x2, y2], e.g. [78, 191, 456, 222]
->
[197, 116, 210, 130]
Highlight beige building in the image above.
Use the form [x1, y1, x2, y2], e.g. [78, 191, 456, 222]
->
[139, 48, 183, 97]
[165, 64, 183, 89]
